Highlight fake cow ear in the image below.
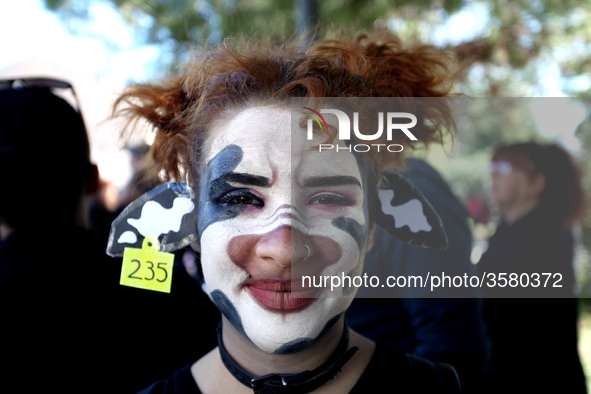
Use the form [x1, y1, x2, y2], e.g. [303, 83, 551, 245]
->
[371, 171, 448, 250]
[106, 182, 198, 257]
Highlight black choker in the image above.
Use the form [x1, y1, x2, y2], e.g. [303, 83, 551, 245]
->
[217, 323, 358, 394]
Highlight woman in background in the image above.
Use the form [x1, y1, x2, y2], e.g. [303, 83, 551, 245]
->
[479, 142, 587, 393]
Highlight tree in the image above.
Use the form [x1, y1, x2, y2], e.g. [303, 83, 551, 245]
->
[44, 0, 591, 97]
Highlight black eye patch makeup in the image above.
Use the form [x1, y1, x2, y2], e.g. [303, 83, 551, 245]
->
[198, 144, 244, 237]
[332, 216, 367, 251]
[198, 144, 271, 237]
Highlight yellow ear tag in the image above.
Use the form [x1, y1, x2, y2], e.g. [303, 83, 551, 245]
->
[120, 236, 174, 293]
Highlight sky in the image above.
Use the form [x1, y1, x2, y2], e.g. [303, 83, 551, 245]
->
[0, 0, 158, 86]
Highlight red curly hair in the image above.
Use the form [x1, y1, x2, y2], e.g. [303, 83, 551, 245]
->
[115, 30, 456, 188]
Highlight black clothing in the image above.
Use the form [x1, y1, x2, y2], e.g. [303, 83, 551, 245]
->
[138, 344, 461, 393]
[478, 207, 587, 393]
[0, 85, 220, 393]
[1, 226, 120, 392]
[1, 228, 220, 394]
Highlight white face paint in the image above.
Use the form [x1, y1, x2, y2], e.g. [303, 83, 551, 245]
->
[198, 106, 369, 354]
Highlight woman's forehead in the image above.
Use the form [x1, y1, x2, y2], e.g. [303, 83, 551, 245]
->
[207, 107, 291, 155]
[204, 106, 364, 187]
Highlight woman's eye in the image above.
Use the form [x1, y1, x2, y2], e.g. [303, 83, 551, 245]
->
[218, 190, 263, 207]
[309, 193, 353, 206]
[233, 195, 256, 205]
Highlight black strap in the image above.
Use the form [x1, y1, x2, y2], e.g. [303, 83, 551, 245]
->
[217, 323, 358, 394]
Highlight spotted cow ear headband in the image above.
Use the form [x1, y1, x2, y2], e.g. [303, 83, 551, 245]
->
[107, 182, 197, 257]
[372, 170, 448, 250]
[106, 170, 447, 292]
[106, 182, 197, 293]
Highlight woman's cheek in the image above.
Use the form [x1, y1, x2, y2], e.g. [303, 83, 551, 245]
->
[200, 224, 246, 285]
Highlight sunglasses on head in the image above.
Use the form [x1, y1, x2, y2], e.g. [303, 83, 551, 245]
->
[0, 76, 89, 134]
[1, 76, 85, 115]
[490, 161, 513, 175]
[1, 77, 91, 161]
[0, 77, 73, 89]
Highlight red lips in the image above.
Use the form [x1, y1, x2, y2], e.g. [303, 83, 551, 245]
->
[245, 280, 318, 312]
[228, 226, 343, 313]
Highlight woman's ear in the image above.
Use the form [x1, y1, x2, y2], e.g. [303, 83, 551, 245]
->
[183, 243, 208, 292]
[190, 240, 201, 253]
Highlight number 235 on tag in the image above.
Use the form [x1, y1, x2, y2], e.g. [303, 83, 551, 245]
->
[120, 236, 174, 293]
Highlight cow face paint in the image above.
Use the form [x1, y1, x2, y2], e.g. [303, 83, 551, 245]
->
[198, 106, 370, 354]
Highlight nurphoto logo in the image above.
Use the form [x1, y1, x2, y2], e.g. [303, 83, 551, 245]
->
[302, 107, 418, 153]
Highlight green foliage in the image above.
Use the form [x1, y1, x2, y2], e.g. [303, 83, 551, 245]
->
[41, 0, 591, 97]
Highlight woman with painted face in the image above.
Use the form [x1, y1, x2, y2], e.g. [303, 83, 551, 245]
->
[478, 142, 587, 393]
[113, 31, 461, 393]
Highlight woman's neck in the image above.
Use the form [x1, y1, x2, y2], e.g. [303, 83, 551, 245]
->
[192, 316, 376, 393]
[221, 316, 345, 376]
[501, 198, 539, 225]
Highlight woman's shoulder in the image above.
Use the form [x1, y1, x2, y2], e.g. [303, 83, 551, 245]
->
[350, 344, 461, 394]
[136, 364, 202, 394]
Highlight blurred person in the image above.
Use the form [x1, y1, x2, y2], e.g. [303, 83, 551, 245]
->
[478, 141, 587, 393]
[108, 31, 465, 393]
[347, 158, 490, 394]
[0, 81, 104, 291]
[0, 80, 111, 391]
[0, 82, 99, 241]
[0, 81, 219, 393]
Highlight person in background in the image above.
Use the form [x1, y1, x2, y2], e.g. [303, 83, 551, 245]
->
[0, 81, 108, 391]
[478, 141, 587, 393]
[347, 157, 490, 394]
[0, 80, 220, 393]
